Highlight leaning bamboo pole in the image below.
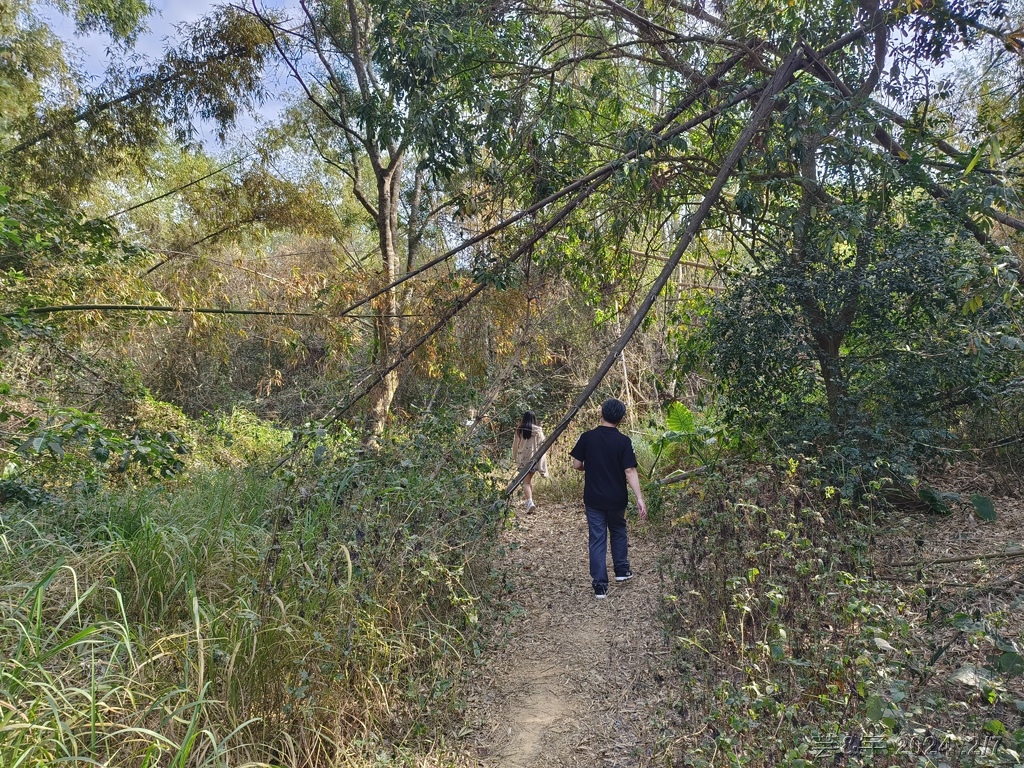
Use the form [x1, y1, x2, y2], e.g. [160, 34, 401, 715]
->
[504, 46, 806, 498]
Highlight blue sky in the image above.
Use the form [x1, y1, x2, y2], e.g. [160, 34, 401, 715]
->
[44, 1, 293, 148]
[45, 1, 220, 72]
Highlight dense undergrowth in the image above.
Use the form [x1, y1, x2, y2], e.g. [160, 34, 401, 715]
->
[0, 416, 505, 767]
[655, 461, 1024, 767]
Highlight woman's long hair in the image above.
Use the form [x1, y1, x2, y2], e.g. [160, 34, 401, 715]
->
[518, 411, 536, 440]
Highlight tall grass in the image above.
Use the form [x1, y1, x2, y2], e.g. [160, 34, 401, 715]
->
[1, 565, 267, 767]
[1, 418, 504, 766]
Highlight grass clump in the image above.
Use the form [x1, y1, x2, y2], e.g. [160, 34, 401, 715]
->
[1, 414, 504, 766]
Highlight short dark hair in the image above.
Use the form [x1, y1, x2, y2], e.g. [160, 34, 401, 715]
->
[601, 398, 626, 425]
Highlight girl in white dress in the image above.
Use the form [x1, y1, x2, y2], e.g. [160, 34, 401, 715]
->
[512, 410, 548, 512]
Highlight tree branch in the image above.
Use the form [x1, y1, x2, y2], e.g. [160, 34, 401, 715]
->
[886, 548, 1024, 569]
[3, 304, 317, 319]
[505, 45, 807, 497]
[108, 157, 246, 219]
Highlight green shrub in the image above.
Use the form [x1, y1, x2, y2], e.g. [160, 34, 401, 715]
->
[680, 201, 1024, 493]
[1, 396, 291, 499]
[1, 414, 503, 766]
[658, 461, 1024, 767]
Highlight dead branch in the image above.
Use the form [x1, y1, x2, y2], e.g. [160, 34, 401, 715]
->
[655, 465, 712, 485]
[885, 548, 1024, 569]
[2, 304, 316, 319]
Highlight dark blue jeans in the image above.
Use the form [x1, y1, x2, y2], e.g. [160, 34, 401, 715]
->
[585, 504, 630, 591]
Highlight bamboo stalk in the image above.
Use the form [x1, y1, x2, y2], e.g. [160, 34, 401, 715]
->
[2, 304, 317, 319]
[504, 45, 806, 498]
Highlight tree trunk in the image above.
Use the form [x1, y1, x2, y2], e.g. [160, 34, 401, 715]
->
[791, 130, 853, 436]
[812, 331, 847, 433]
[366, 159, 403, 435]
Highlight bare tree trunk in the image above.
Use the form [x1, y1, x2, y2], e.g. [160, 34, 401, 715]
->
[367, 306, 400, 433]
[812, 333, 846, 431]
[790, 130, 846, 434]
[367, 159, 403, 435]
[614, 300, 635, 428]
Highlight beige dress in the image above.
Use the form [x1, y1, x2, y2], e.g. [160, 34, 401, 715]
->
[512, 426, 549, 477]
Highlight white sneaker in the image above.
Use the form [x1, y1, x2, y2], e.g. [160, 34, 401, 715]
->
[525, 500, 536, 513]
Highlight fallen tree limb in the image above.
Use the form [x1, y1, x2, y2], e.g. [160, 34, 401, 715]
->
[885, 548, 1024, 569]
[655, 465, 713, 485]
[2, 304, 317, 319]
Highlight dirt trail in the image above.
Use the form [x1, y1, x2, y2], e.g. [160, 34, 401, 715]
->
[464, 500, 677, 767]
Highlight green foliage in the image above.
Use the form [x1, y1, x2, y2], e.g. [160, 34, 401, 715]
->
[972, 492, 998, 522]
[371, 0, 525, 176]
[293, 0, 527, 180]
[917, 483, 958, 515]
[0, 186, 148, 275]
[0, 186, 159, 359]
[14, 406, 185, 474]
[5, 6, 275, 197]
[157, 7, 276, 137]
[1, 414, 503, 765]
[651, 402, 729, 479]
[204, 407, 292, 464]
[659, 461, 1024, 767]
[1, 393, 291, 500]
[665, 401, 695, 433]
[0, 2, 72, 127]
[0, 473, 277, 766]
[690, 194, 1022, 489]
[53, 0, 153, 42]
[0, 568, 249, 767]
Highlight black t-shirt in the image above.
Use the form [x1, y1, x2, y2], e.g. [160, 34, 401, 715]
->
[570, 425, 637, 511]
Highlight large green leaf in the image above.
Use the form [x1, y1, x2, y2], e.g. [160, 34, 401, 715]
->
[865, 694, 885, 721]
[918, 485, 954, 515]
[665, 402, 695, 433]
[971, 494, 997, 523]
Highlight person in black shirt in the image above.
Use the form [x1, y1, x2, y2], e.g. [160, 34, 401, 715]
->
[569, 398, 647, 599]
